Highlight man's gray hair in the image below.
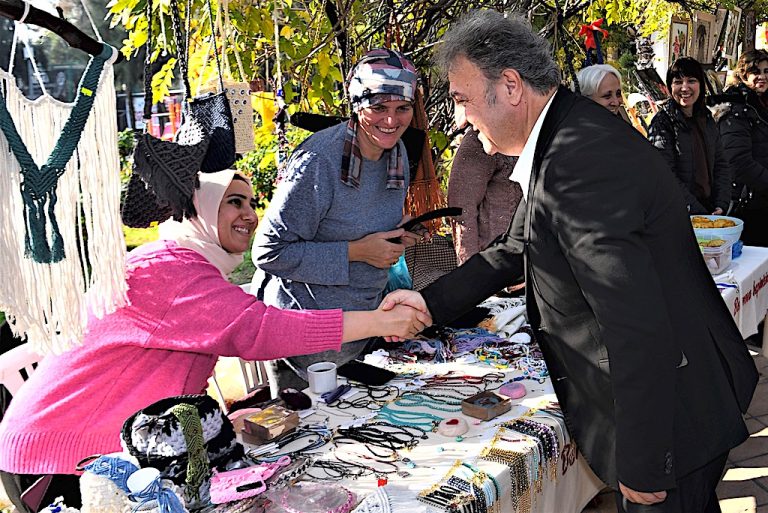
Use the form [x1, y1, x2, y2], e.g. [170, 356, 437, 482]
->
[435, 10, 561, 95]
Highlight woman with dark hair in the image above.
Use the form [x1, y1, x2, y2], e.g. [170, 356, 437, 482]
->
[648, 57, 732, 215]
[716, 49, 768, 245]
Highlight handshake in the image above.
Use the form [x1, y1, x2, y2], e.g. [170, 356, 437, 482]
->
[375, 289, 432, 341]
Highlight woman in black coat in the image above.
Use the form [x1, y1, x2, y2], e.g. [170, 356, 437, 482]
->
[716, 49, 768, 246]
[648, 57, 732, 215]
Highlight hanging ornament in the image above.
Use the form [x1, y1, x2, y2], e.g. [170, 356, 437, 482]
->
[579, 19, 609, 66]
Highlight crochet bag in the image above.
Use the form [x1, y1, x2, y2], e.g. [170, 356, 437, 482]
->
[172, 0, 236, 172]
[404, 233, 458, 291]
[122, 0, 208, 228]
[209, 457, 290, 504]
[121, 395, 244, 494]
[198, 0, 255, 154]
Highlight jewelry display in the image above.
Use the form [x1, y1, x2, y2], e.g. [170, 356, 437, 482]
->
[376, 405, 443, 430]
[437, 418, 469, 438]
[252, 426, 331, 463]
[394, 391, 462, 412]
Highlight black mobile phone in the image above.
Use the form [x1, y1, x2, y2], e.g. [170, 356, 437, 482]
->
[337, 360, 396, 386]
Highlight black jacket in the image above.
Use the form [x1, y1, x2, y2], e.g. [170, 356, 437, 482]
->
[716, 82, 768, 209]
[647, 100, 732, 213]
[422, 87, 757, 492]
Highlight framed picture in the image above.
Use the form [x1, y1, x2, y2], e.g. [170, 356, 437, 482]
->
[634, 68, 670, 102]
[669, 17, 690, 64]
[691, 11, 716, 63]
[701, 64, 725, 95]
[722, 7, 742, 59]
[714, 9, 728, 54]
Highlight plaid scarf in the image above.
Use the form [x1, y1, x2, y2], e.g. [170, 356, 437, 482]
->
[341, 117, 405, 190]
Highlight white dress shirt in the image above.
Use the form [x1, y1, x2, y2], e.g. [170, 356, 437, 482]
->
[510, 91, 557, 201]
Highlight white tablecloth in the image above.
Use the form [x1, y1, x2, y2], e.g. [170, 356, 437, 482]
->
[260, 361, 605, 513]
[718, 246, 768, 338]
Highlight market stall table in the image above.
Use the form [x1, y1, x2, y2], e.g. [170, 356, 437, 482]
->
[716, 246, 768, 352]
[241, 360, 604, 513]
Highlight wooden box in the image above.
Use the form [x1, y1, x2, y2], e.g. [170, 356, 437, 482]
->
[242, 405, 299, 443]
[461, 391, 512, 421]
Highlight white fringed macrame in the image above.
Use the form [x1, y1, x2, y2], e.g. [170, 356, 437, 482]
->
[0, 62, 128, 355]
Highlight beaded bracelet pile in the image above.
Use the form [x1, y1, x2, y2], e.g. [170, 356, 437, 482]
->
[503, 418, 560, 482]
[418, 460, 503, 513]
[478, 427, 532, 513]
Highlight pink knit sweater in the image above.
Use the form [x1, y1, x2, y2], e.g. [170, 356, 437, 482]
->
[0, 240, 343, 474]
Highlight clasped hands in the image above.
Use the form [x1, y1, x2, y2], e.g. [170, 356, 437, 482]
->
[379, 289, 432, 341]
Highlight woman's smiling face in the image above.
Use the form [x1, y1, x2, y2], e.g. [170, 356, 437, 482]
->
[217, 178, 258, 254]
[356, 100, 414, 160]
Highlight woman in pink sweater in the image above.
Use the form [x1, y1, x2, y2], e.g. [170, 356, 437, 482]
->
[0, 169, 429, 511]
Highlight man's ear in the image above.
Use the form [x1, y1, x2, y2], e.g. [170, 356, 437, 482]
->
[501, 68, 524, 106]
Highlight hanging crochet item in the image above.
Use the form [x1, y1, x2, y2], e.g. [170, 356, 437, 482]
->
[123, 0, 209, 228]
[579, 19, 609, 66]
[172, 0, 236, 172]
[0, 44, 113, 263]
[0, 27, 127, 353]
[197, 0, 254, 154]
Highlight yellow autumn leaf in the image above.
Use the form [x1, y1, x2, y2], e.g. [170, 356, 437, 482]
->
[280, 25, 293, 38]
[317, 53, 331, 78]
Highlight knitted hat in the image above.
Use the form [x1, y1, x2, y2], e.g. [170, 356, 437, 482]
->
[346, 49, 418, 113]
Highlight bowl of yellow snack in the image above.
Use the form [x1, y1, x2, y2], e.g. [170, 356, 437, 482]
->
[691, 215, 744, 244]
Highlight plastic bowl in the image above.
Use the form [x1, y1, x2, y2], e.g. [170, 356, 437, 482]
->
[691, 215, 744, 244]
[698, 240, 734, 274]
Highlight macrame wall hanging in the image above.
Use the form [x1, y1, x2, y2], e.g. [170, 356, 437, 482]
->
[0, 11, 127, 355]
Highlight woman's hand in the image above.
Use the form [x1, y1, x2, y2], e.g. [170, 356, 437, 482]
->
[712, 207, 724, 215]
[378, 304, 432, 339]
[349, 230, 405, 268]
[397, 215, 427, 248]
[341, 305, 432, 342]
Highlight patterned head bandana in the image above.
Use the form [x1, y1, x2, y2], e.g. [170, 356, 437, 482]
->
[342, 49, 418, 190]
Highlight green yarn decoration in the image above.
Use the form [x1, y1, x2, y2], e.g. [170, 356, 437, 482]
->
[0, 44, 112, 263]
[169, 403, 210, 500]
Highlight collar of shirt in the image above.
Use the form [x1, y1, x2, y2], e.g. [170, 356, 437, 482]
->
[510, 90, 557, 201]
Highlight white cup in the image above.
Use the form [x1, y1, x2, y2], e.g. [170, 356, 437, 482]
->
[307, 361, 338, 395]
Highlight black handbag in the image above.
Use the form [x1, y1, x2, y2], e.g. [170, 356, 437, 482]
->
[172, 0, 236, 172]
[121, 0, 208, 228]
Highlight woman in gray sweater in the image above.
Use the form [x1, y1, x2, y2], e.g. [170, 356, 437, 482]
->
[251, 49, 421, 388]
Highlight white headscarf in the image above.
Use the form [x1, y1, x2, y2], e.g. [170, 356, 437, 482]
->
[159, 169, 245, 276]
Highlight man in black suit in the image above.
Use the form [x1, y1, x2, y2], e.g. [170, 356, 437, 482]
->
[383, 11, 757, 512]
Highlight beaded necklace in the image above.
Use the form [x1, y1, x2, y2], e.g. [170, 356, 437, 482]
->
[376, 405, 443, 430]
[394, 391, 462, 412]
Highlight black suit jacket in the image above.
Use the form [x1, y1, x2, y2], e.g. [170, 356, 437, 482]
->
[422, 87, 757, 491]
